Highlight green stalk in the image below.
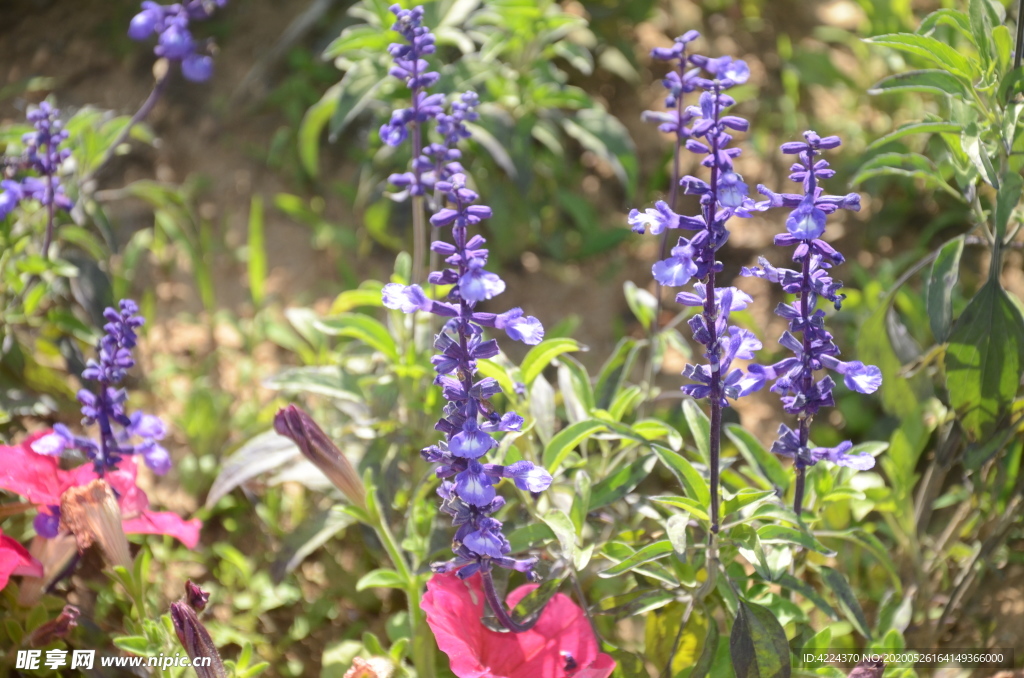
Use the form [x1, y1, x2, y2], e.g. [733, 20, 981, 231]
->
[371, 498, 436, 678]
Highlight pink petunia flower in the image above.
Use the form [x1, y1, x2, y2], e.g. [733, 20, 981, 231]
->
[422, 573, 616, 678]
[0, 431, 201, 548]
[0, 528, 44, 590]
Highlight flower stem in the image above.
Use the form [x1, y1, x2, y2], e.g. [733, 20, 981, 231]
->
[479, 567, 542, 633]
[372, 496, 436, 678]
[704, 86, 724, 535]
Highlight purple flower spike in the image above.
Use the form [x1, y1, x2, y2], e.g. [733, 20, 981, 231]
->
[745, 131, 880, 514]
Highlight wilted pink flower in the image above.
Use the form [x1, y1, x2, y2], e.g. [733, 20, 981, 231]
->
[0, 431, 201, 548]
[422, 573, 616, 678]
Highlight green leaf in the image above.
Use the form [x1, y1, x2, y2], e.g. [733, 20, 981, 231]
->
[624, 280, 657, 330]
[541, 509, 577, 560]
[356, 568, 407, 591]
[857, 292, 933, 418]
[314, 313, 398, 362]
[776, 573, 839, 620]
[328, 59, 388, 142]
[868, 33, 975, 79]
[247, 195, 266, 306]
[866, 121, 961, 151]
[691, 617, 719, 678]
[322, 26, 393, 58]
[995, 170, 1023, 242]
[968, 0, 994, 69]
[298, 84, 339, 177]
[868, 69, 970, 97]
[726, 424, 790, 492]
[600, 539, 674, 577]
[730, 600, 792, 678]
[562, 108, 638, 197]
[757, 525, 836, 556]
[944, 278, 1024, 441]
[926, 237, 965, 343]
[590, 454, 656, 509]
[521, 338, 582, 385]
[682, 399, 711, 463]
[650, 444, 711, 506]
[918, 8, 973, 39]
[542, 419, 607, 472]
[962, 122, 999, 187]
[653, 495, 710, 522]
[113, 635, 154, 655]
[594, 337, 640, 409]
[820, 566, 872, 640]
[646, 603, 709, 676]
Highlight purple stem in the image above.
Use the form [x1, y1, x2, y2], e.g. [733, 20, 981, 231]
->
[480, 566, 542, 633]
[408, 56, 426, 285]
[793, 149, 818, 518]
[704, 86, 724, 535]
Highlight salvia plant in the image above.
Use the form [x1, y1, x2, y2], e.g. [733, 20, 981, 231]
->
[5, 1, 1024, 677]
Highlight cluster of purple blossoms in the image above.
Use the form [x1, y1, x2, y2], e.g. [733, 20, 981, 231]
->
[0, 103, 72, 221]
[128, 0, 227, 82]
[630, 36, 763, 414]
[742, 132, 881, 508]
[32, 300, 170, 479]
[379, 4, 480, 204]
[383, 172, 550, 583]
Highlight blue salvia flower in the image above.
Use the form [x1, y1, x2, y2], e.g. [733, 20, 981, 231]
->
[383, 171, 549, 585]
[128, 0, 226, 81]
[742, 131, 881, 513]
[0, 103, 72, 221]
[31, 300, 171, 478]
[379, 4, 442, 150]
[631, 35, 763, 533]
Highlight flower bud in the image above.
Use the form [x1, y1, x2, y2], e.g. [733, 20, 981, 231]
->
[273, 406, 366, 510]
[170, 601, 227, 678]
[185, 579, 211, 611]
[60, 480, 132, 570]
[345, 657, 395, 678]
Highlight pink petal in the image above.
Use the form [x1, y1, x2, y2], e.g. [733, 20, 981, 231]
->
[122, 511, 202, 549]
[422, 573, 614, 678]
[108, 459, 151, 516]
[0, 532, 44, 590]
[0, 431, 96, 506]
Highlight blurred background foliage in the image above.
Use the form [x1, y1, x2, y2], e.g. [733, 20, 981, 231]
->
[1, 0, 1023, 675]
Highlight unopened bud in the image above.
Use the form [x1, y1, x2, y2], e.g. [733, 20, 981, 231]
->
[274, 405, 366, 509]
[60, 480, 132, 569]
[185, 579, 210, 612]
[170, 601, 227, 678]
[28, 605, 79, 646]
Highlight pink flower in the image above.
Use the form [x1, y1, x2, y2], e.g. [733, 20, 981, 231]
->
[0, 431, 201, 548]
[422, 573, 616, 678]
[0, 528, 44, 590]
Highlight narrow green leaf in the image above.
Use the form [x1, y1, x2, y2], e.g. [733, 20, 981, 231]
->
[356, 568, 407, 591]
[113, 636, 153, 655]
[590, 454, 656, 509]
[322, 26, 393, 58]
[857, 292, 933, 418]
[247, 195, 266, 306]
[867, 121, 961, 151]
[599, 539, 674, 577]
[623, 280, 657, 330]
[653, 495, 710, 522]
[682, 399, 711, 463]
[595, 337, 640, 409]
[868, 33, 975, 79]
[541, 509, 577, 559]
[521, 338, 582, 385]
[298, 84, 339, 177]
[725, 424, 790, 492]
[757, 525, 836, 556]
[944, 279, 1024, 441]
[820, 566, 872, 639]
[542, 419, 607, 471]
[647, 603, 709, 676]
[730, 600, 792, 678]
[328, 59, 387, 141]
[968, 0, 993, 69]
[776, 573, 839, 620]
[868, 69, 969, 97]
[926, 237, 965, 343]
[314, 313, 399, 362]
[962, 122, 999, 187]
[650, 444, 710, 506]
[995, 171, 1023, 241]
